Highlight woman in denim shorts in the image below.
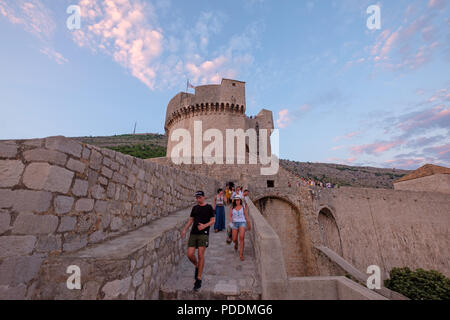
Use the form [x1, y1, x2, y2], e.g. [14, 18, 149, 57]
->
[229, 195, 251, 261]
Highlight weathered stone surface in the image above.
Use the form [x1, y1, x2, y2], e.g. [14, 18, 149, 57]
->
[89, 231, 106, 244]
[23, 163, 74, 193]
[102, 277, 131, 300]
[45, 136, 82, 158]
[0, 284, 27, 300]
[136, 256, 144, 269]
[101, 166, 113, 179]
[23, 139, 44, 147]
[0, 190, 52, 213]
[82, 147, 91, 160]
[67, 158, 86, 174]
[0, 255, 45, 286]
[75, 199, 94, 212]
[144, 265, 152, 281]
[58, 216, 77, 232]
[0, 160, 25, 187]
[110, 217, 123, 231]
[98, 176, 108, 186]
[54, 196, 74, 214]
[0, 210, 11, 234]
[63, 234, 88, 252]
[23, 148, 67, 166]
[94, 200, 107, 214]
[0, 236, 36, 258]
[77, 213, 95, 232]
[0, 142, 18, 158]
[90, 150, 103, 170]
[35, 235, 61, 252]
[81, 281, 100, 300]
[91, 184, 105, 200]
[132, 269, 143, 288]
[13, 213, 59, 235]
[136, 284, 145, 300]
[72, 179, 88, 197]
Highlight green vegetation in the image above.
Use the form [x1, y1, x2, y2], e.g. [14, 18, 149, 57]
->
[385, 267, 450, 300]
[108, 144, 166, 159]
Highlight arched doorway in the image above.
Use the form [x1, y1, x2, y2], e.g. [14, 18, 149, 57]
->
[255, 196, 318, 277]
[318, 207, 343, 256]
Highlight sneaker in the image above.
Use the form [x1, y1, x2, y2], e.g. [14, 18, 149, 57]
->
[193, 279, 202, 291]
[194, 267, 198, 280]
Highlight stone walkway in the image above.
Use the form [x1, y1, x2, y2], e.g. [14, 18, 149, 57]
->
[160, 207, 261, 300]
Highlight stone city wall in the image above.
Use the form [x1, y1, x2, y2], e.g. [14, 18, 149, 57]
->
[0, 136, 217, 299]
[394, 173, 450, 194]
[33, 206, 193, 300]
[312, 187, 450, 278]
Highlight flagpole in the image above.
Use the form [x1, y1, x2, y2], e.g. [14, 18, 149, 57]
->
[186, 79, 189, 93]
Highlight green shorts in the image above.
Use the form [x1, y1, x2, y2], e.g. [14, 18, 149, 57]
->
[188, 234, 209, 248]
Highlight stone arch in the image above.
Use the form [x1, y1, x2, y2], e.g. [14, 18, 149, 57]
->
[318, 206, 343, 256]
[254, 195, 318, 277]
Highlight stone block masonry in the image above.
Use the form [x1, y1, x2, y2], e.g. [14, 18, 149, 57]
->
[0, 136, 217, 299]
[33, 207, 191, 300]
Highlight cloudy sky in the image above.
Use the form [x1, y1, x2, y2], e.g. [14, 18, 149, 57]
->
[0, 0, 449, 169]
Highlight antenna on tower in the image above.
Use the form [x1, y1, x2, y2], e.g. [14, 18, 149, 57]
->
[133, 122, 137, 135]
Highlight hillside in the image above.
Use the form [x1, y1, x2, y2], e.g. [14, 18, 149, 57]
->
[72, 134, 410, 189]
[71, 134, 167, 159]
[280, 159, 410, 189]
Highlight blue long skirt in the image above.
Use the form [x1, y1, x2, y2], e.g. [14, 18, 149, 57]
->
[214, 205, 226, 231]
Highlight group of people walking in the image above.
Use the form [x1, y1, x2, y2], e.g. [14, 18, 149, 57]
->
[180, 185, 251, 292]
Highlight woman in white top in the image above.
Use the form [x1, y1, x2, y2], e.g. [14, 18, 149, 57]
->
[229, 195, 251, 261]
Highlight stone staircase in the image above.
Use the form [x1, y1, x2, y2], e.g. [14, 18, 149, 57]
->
[159, 213, 261, 300]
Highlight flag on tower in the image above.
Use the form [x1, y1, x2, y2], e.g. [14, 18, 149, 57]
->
[187, 80, 195, 90]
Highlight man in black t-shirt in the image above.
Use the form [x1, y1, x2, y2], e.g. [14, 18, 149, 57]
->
[181, 191, 215, 291]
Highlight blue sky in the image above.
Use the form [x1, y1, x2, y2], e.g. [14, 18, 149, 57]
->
[0, 0, 449, 169]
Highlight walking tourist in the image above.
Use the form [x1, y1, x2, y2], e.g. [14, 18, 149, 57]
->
[213, 188, 226, 232]
[181, 191, 216, 291]
[229, 195, 251, 261]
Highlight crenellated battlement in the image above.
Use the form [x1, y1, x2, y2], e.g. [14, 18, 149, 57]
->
[165, 102, 246, 132]
[165, 79, 246, 132]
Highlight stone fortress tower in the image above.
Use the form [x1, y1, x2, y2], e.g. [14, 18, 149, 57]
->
[164, 79, 274, 162]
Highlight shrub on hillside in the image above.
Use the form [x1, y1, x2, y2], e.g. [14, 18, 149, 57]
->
[385, 267, 450, 300]
[108, 144, 166, 159]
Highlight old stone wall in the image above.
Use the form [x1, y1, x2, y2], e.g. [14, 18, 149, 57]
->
[394, 173, 450, 194]
[33, 206, 192, 300]
[312, 187, 450, 278]
[0, 137, 217, 299]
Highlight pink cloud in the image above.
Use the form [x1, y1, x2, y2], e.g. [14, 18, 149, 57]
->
[74, 0, 163, 89]
[428, 0, 447, 9]
[276, 109, 292, 129]
[0, 0, 56, 39]
[351, 140, 404, 155]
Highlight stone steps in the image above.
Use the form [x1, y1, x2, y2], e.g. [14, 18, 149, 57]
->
[159, 219, 262, 300]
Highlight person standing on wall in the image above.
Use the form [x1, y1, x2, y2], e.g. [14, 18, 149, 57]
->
[181, 191, 216, 291]
[213, 188, 227, 233]
[229, 195, 251, 261]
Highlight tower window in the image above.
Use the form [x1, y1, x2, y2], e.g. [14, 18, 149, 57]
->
[232, 83, 236, 86]
[267, 180, 275, 188]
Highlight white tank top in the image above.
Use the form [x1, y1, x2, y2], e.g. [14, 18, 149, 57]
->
[232, 207, 246, 223]
[216, 194, 224, 206]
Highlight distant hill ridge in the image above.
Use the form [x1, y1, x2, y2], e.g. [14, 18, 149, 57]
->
[72, 134, 410, 189]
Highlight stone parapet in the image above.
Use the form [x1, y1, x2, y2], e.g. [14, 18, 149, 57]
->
[0, 136, 218, 299]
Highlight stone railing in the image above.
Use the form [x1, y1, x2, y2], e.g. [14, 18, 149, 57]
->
[33, 206, 193, 300]
[0, 136, 217, 299]
[246, 199, 388, 300]
[246, 199, 288, 299]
